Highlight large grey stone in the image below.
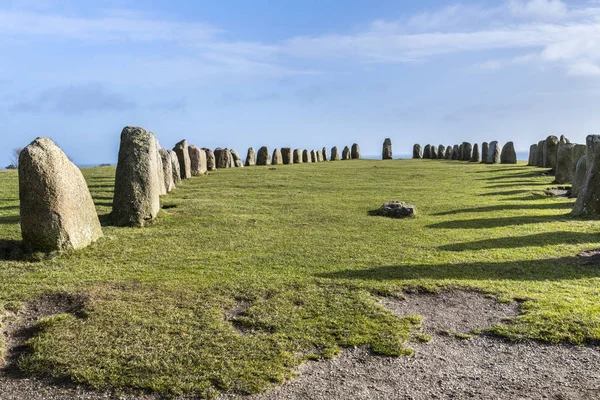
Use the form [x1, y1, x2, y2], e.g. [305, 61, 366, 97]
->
[203, 148, 216, 171]
[173, 140, 192, 179]
[154, 138, 167, 196]
[572, 144, 586, 176]
[311, 149, 318, 163]
[487, 141, 501, 164]
[112, 127, 161, 227]
[481, 142, 489, 163]
[245, 147, 256, 167]
[431, 145, 438, 159]
[586, 135, 600, 166]
[293, 149, 303, 164]
[272, 148, 283, 165]
[444, 146, 452, 159]
[231, 149, 244, 168]
[528, 144, 538, 166]
[189, 145, 207, 176]
[378, 201, 416, 218]
[214, 148, 232, 169]
[543, 135, 559, 169]
[316, 150, 323, 162]
[555, 142, 576, 184]
[256, 146, 270, 166]
[573, 135, 600, 217]
[19, 137, 103, 251]
[170, 150, 181, 185]
[461, 142, 472, 161]
[437, 145, 445, 160]
[342, 146, 351, 160]
[281, 148, 293, 164]
[382, 138, 392, 160]
[303, 149, 312, 163]
[500, 142, 517, 164]
[159, 148, 174, 193]
[423, 145, 431, 159]
[413, 144, 423, 159]
[322, 147, 328, 162]
[572, 156, 587, 198]
[536, 140, 545, 167]
[451, 145, 460, 160]
[331, 146, 340, 161]
[351, 143, 361, 159]
[470, 143, 480, 162]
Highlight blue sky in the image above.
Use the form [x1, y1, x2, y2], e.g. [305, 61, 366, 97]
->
[2, 0, 600, 165]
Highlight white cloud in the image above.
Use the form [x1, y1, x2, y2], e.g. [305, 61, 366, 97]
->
[508, 0, 568, 20]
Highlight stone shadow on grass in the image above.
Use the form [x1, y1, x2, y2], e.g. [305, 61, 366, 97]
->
[427, 214, 570, 229]
[317, 257, 600, 282]
[0, 215, 20, 225]
[439, 231, 598, 251]
[433, 202, 572, 216]
[479, 189, 532, 196]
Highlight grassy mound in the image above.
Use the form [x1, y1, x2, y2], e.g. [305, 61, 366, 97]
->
[1, 159, 599, 397]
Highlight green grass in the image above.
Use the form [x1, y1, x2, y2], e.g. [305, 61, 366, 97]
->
[1, 159, 600, 397]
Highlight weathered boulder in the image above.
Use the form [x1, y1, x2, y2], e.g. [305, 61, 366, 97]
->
[351, 143, 361, 159]
[303, 149, 312, 163]
[437, 145, 445, 160]
[382, 138, 392, 160]
[19, 137, 103, 252]
[487, 141, 501, 164]
[451, 145, 460, 160]
[543, 135, 559, 169]
[245, 147, 256, 167]
[572, 144, 586, 175]
[322, 147, 328, 162]
[159, 148, 175, 193]
[214, 148, 232, 169]
[413, 144, 423, 159]
[470, 143, 480, 162]
[203, 148, 216, 171]
[586, 135, 599, 166]
[536, 140, 545, 167]
[281, 148, 293, 164]
[572, 135, 600, 217]
[528, 144, 538, 166]
[458, 143, 464, 160]
[311, 150, 318, 163]
[342, 146, 351, 160]
[228, 149, 234, 168]
[378, 201, 416, 218]
[423, 145, 432, 159]
[230, 149, 244, 168]
[189, 145, 207, 176]
[272, 148, 283, 165]
[555, 142, 576, 184]
[444, 146, 452, 159]
[500, 141, 517, 164]
[316, 150, 323, 162]
[461, 142, 472, 161]
[431, 145, 438, 159]
[256, 146, 270, 166]
[571, 156, 587, 198]
[170, 150, 181, 185]
[331, 146, 341, 161]
[173, 140, 192, 179]
[293, 149, 303, 164]
[481, 142, 489, 163]
[154, 139, 167, 196]
[112, 127, 161, 227]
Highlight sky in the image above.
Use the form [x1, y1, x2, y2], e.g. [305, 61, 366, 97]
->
[1, 0, 600, 166]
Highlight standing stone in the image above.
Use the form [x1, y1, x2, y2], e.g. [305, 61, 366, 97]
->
[423, 145, 432, 159]
[437, 145, 445, 160]
[342, 146, 351, 160]
[572, 156, 587, 198]
[487, 141, 501, 164]
[382, 138, 392, 160]
[310, 150, 318, 163]
[470, 144, 480, 162]
[19, 137, 103, 251]
[256, 146, 270, 166]
[316, 150, 323, 162]
[293, 149, 303, 164]
[331, 146, 341, 161]
[170, 150, 181, 185]
[303, 149, 312, 163]
[444, 146, 452, 159]
[500, 141, 517, 164]
[528, 144, 538, 166]
[481, 142, 489, 163]
[272, 148, 283, 165]
[214, 148, 232, 169]
[281, 148, 293, 164]
[351, 143, 361, 159]
[536, 140, 545, 167]
[228, 149, 234, 168]
[322, 147, 329, 162]
[431, 145, 438, 159]
[173, 140, 192, 180]
[230, 149, 243, 168]
[154, 139, 167, 196]
[245, 147, 256, 167]
[112, 127, 161, 227]
[586, 135, 600, 166]
[203, 148, 216, 171]
[189, 145, 207, 176]
[451, 145, 460, 160]
[460, 142, 472, 161]
[572, 144, 586, 176]
[159, 148, 175, 193]
[543, 135, 559, 169]
[573, 136, 600, 217]
[413, 144, 423, 159]
[555, 142, 576, 184]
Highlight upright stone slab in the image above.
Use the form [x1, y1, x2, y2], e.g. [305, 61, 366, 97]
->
[437, 145, 445, 160]
[303, 149, 312, 163]
[189, 145, 207, 176]
[170, 150, 181, 185]
[500, 141, 517, 164]
[331, 146, 341, 161]
[19, 137, 103, 252]
[310, 150, 318, 163]
[382, 138, 392, 160]
[573, 136, 600, 217]
[281, 148, 293, 164]
[322, 147, 328, 162]
[470, 143, 480, 162]
[444, 146, 452, 159]
[481, 142, 489, 163]
[487, 141, 501, 164]
[293, 149, 303, 164]
[555, 142, 576, 184]
[536, 140, 545, 167]
[214, 148, 232, 169]
[351, 143, 361, 159]
[543, 135, 559, 169]
[245, 147, 256, 167]
[173, 140, 192, 179]
[586, 135, 600, 166]
[316, 150, 323, 162]
[256, 146, 270, 166]
[423, 145, 431, 159]
[451, 145, 460, 160]
[342, 146, 351, 160]
[413, 144, 423, 159]
[572, 156, 587, 198]
[572, 144, 586, 176]
[112, 127, 161, 227]
[159, 148, 175, 193]
[230, 149, 243, 168]
[272, 148, 283, 165]
[461, 142, 472, 161]
[204, 148, 216, 171]
[154, 139, 167, 196]
[431, 145, 438, 159]
[528, 144, 538, 166]
[458, 143, 464, 160]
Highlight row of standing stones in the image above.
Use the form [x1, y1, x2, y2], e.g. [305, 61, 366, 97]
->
[410, 141, 517, 164]
[17, 127, 362, 253]
[527, 134, 600, 218]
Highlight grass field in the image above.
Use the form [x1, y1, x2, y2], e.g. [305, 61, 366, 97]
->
[1, 159, 599, 398]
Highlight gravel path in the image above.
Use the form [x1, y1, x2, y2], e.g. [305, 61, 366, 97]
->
[2, 291, 599, 400]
